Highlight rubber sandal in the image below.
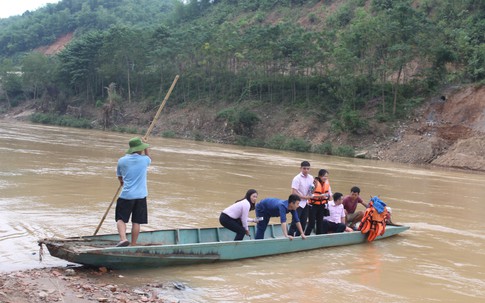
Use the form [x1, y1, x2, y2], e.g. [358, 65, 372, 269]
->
[116, 240, 130, 247]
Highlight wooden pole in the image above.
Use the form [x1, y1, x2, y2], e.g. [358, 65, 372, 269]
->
[93, 75, 179, 235]
[93, 184, 122, 236]
[143, 75, 179, 140]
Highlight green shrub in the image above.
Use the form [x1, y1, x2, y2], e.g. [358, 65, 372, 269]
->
[308, 13, 317, 24]
[376, 112, 391, 123]
[216, 108, 237, 124]
[284, 138, 312, 152]
[236, 136, 264, 147]
[237, 109, 260, 135]
[313, 142, 333, 154]
[30, 113, 92, 129]
[265, 134, 287, 150]
[216, 107, 260, 136]
[340, 109, 369, 134]
[161, 130, 176, 138]
[113, 126, 139, 134]
[193, 131, 204, 141]
[334, 145, 355, 157]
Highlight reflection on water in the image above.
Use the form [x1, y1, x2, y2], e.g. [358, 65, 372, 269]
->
[1, 120, 484, 302]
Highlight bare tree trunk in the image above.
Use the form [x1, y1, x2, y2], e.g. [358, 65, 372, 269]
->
[393, 65, 403, 115]
[3, 90, 11, 109]
[380, 67, 386, 114]
[127, 65, 131, 103]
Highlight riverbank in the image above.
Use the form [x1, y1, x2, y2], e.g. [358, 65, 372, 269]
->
[0, 266, 192, 303]
[2, 85, 485, 173]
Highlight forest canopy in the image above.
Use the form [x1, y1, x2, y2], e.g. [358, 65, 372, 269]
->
[1, 0, 484, 135]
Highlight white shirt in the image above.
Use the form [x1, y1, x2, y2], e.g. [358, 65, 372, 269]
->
[222, 199, 251, 230]
[324, 200, 345, 224]
[291, 172, 314, 208]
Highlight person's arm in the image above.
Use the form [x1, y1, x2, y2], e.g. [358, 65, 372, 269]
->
[280, 222, 305, 240]
[291, 188, 311, 200]
[281, 222, 291, 239]
[118, 176, 123, 186]
[339, 207, 346, 224]
[359, 198, 369, 208]
[143, 148, 151, 159]
[241, 203, 250, 231]
[296, 222, 306, 239]
[291, 177, 313, 200]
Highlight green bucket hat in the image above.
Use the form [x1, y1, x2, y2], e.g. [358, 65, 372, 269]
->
[126, 137, 149, 154]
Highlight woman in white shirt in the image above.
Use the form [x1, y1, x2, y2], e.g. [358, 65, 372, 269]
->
[219, 189, 258, 240]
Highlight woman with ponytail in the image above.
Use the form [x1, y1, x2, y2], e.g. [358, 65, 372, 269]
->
[219, 189, 259, 240]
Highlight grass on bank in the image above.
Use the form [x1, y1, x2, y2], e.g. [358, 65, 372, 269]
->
[29, 113, 355, 158]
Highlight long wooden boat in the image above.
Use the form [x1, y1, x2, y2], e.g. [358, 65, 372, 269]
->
[38, 224, 409, 269]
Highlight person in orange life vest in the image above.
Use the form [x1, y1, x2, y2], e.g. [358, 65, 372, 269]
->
[321, 192, 353, 234]
[255, 194, 306, 240]
[305, 169, 332, 235]
[219, 189, 259, 241]
[288, 161, 314, 236]
[342, 186, 368, 231]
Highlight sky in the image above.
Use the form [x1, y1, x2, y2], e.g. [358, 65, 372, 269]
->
[0, 0, 61, 19]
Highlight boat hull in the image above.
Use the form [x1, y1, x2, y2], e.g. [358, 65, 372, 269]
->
[39, 224, 409, 269]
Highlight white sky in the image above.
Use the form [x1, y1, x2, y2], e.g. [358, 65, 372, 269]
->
[0, 0, 61, 19]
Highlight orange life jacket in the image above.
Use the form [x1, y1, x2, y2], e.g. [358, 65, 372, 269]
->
[310, 178, 330, 205]
[358, 200, 390, 242]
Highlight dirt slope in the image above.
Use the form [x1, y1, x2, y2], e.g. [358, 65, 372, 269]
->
[35, 33, 73, 55]
[377, 85, 485, 171]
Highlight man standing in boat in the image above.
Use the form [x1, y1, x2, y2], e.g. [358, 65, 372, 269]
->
[288, 161, 314, 236]
[115, 137, 151, 247]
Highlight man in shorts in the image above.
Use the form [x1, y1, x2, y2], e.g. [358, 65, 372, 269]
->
[115, 137, 151, 247]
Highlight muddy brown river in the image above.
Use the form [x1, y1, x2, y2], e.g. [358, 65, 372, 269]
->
[0, 120, 484, 302]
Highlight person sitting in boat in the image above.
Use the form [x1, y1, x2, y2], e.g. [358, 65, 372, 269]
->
[219, 189, 259, 241]
[255, 194, 307, 240]
[343, 186, 368, 231]
[321, 192, 353, 234]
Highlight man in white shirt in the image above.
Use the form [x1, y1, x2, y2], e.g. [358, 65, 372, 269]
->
[321, 192, 353, 233]
[288, 161, 314, 236]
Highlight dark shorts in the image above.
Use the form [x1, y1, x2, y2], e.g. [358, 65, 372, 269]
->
[115, 197, 148, 224]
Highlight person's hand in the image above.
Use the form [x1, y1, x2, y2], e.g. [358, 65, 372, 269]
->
[286, 235, 294, 240]
[301, 234, 307, 240]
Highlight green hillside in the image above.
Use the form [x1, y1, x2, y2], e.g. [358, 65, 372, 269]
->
[1, 0, 484, 153]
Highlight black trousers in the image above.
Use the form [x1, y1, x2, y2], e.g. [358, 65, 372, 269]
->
[219, 212, 246, 241]
[288, 204, 309, 236]
[321, 219, 346, 234]
[305, 204, 327, 235]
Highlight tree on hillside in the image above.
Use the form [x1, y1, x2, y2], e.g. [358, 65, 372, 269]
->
[21, 53, 56, 100]
[57, 31, 105, 101]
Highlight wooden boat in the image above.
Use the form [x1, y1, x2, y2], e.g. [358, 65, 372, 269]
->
[38, 223, 409, 269]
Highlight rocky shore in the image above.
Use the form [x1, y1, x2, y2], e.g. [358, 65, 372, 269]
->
[0, 267, 193, 303]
